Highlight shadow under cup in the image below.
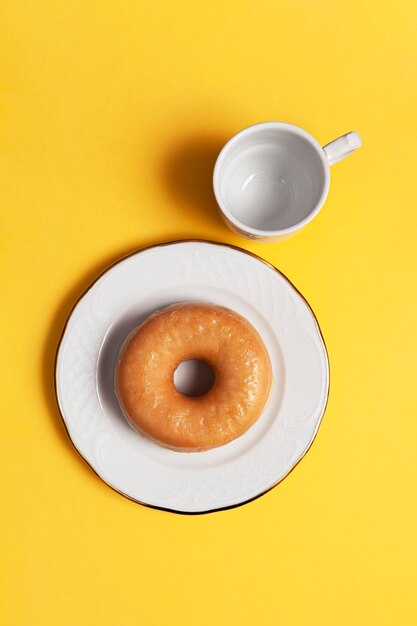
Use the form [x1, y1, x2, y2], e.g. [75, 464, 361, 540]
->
[214, 125, 329, 235]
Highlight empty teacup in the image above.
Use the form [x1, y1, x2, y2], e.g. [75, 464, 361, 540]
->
[213, 122, 361, 241]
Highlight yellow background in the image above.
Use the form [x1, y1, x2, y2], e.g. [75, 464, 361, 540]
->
[1, 1, 417, 624]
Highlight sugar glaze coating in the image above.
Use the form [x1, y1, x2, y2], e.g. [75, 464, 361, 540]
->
[115, 303, 272, 451]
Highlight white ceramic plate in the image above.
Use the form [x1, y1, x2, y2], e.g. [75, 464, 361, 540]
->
[55, 240, 329, 513]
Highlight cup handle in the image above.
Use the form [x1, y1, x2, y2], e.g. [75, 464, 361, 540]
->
[323, 131, 362, 166]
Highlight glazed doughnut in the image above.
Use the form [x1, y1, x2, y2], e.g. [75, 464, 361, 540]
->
[115, 303, 272, 451]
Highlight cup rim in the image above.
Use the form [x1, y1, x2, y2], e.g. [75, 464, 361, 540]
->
[213, 121, 330, 237]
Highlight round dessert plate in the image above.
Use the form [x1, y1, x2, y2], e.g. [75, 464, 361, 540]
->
[55, 240, 329, 513]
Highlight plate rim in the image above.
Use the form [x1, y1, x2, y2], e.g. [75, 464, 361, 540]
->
[54, 238, 330, 515]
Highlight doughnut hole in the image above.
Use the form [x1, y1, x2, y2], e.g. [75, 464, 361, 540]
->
[173, 359, 216, 397]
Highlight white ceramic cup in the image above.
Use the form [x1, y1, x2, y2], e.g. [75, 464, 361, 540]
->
[213, 122, 362, 241]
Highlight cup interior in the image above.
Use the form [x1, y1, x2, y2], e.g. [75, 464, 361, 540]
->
[215, 125, 328, 233]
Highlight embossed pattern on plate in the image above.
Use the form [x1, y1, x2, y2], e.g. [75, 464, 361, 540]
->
[56, 241, 329, 513]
